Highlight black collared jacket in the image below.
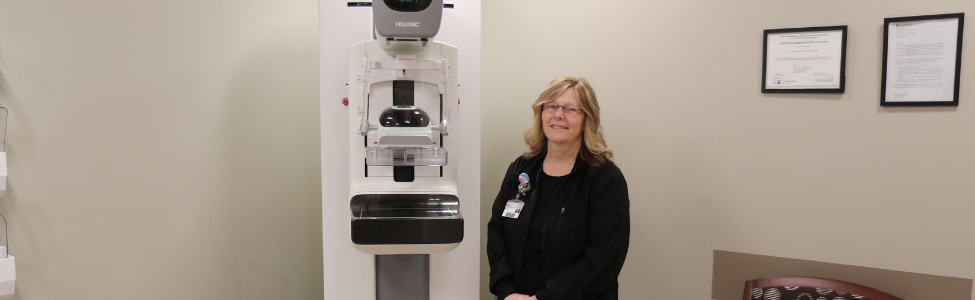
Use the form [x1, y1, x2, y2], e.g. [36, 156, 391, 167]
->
[487, 154, 630, 300]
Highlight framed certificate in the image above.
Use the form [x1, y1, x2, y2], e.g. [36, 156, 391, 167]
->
[882, 13, 964, 106]
[762, 25, 848, 93]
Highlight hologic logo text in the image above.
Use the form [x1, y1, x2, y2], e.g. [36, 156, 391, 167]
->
[396, 21, 421, 28]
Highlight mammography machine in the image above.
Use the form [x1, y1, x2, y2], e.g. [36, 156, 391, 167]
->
[341, 1, 463, 298]
[324, 1, 475, 298]
[347, 0, 462, 255]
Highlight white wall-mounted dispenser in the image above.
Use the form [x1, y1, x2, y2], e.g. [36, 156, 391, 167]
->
[0, 212, 14, 299]
[0, 107, 7, 197]
[0, 107, 13, 299]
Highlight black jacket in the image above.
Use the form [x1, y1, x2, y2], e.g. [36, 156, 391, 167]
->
[487, 154, 630, 300]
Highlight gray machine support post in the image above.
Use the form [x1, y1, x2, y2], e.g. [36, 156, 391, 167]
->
[376, 254, 429, 300]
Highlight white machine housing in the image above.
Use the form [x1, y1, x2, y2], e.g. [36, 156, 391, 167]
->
[346, 23, 462, 254]
[322, 0, 480, 298]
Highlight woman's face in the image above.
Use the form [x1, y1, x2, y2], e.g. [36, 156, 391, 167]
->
[542, 88, 585, 148]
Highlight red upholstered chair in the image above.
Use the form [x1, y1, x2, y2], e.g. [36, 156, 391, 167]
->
[744, 276, 903, 300]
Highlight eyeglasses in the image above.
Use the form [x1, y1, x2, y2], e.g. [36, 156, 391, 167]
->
[542, 103, 584, 117]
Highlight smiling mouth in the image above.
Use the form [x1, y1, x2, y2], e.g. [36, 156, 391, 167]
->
[550, 125, 568, 129]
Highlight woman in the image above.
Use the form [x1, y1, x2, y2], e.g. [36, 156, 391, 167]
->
[487, 77, 630, 300]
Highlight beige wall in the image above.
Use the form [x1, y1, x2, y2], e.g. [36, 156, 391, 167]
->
[0, 1, 322, 299]
[481, 1, 975, 299]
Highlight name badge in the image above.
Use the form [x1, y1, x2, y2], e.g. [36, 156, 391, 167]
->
[502, 199, 524, 219]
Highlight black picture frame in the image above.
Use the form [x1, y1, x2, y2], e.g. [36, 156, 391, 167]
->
[881, 13, 964, 106]
[762, 25, 848, 93]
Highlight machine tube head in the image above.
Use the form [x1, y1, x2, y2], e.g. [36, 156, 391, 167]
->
[373, 0, 443, 40]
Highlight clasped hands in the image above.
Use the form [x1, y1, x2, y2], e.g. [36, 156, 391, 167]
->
[504, 293, 536, 300]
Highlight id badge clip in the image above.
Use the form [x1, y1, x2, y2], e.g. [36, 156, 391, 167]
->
[502, 173, 531, 219]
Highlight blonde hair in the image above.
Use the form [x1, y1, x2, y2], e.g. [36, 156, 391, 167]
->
[523, 76, 613, 165]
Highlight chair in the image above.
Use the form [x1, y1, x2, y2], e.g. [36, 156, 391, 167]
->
[743, 276, 903, 300]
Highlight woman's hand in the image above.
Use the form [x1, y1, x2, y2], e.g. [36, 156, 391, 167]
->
[504, 293, 534, 300]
